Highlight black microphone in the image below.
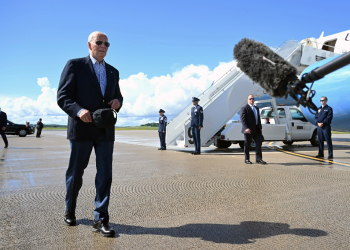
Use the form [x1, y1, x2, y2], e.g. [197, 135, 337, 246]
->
[233, 38, 298, 97]
[234, 38, 350, 113]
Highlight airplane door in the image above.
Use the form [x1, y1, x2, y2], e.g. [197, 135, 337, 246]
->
[289, 108, 309, 140]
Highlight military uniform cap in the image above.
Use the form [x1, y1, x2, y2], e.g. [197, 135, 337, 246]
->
[192, 97, 200, 102]
[159, 109, 165, 113]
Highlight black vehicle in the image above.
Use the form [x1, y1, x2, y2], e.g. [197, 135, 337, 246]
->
[5, 120, 35, 137]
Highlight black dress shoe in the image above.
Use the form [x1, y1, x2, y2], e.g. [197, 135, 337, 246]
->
[92, 220, 115, 237]
[245, 160, 252, 164]
[256, 159, 267, 164]
[327, 156, 333, 160]
[315, 155, 324, 158]
[193, 152, 200, 155]
[158, 148, 162, 150]
[64, 212, 76, 226]
[4, 145, 8, 148]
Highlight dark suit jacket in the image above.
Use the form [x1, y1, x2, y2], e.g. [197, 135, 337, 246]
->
[240, 104, 262, 134]
[57, 55, 123, 141]
[0, 111, 7, 128]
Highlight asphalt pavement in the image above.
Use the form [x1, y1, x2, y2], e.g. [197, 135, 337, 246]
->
[1, 130, 350, 249]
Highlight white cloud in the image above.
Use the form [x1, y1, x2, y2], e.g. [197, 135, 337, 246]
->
[0, 61, 236, 126]
[119, 61, 236, 118]
[0, 77, 65, 125]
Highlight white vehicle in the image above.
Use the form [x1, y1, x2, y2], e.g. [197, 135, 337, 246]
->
[215, 100, 318, 150]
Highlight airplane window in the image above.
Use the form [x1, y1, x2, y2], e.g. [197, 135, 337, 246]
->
[277, 108, 286, 118]
[322, 39, 337, 52]
[290, 109, 306, 120]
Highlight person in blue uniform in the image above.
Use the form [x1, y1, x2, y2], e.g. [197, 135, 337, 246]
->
[315, 96, 333, 159]
[191, 97, 204, 155]
[158, 109, 167, 150]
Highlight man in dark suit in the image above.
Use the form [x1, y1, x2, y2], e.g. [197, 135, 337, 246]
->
[57, 31, 123, 237]
[315, 96, 333, 159]
[240, 94, 266, 164]
[0, 107, 8, 148]
[36, 118, 44, 138]
[191, 97, 204, 155]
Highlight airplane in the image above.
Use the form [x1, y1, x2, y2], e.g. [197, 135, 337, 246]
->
[167, 30, 350, 147]
[260, 30, 350, 132]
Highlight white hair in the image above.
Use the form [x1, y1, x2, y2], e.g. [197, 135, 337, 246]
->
[88, 31, 108, 42]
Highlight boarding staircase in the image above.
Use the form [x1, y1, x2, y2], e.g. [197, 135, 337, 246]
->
[166, 39, 339, 148]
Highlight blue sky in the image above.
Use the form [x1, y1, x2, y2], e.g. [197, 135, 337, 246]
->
[0, 0, 349, 125]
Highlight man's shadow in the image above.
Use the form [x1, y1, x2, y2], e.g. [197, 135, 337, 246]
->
[77, 219, 327, 244]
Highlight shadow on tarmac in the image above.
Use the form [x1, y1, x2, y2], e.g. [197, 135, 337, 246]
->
[77, 219, 327, 244]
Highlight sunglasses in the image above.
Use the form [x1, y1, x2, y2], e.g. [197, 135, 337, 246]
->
[94, 41, 110, 47]
[320, 99, 326, 102]
[249, 98, 255, 100]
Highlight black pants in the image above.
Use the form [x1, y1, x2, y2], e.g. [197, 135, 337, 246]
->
[36, 129, 42, 138]
[192, 127, 201, 153]
[0, 130, 8, 146]
[244, 127, 262, 161]
[158, 132, 166, 149]
[317, 125, 333, 157]
[66, 134, 114, 223]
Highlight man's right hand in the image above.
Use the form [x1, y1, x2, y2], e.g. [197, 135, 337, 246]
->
[79, 109, 92, 123]
[2, 127, 5, 131]
[245, 128, 251, 134]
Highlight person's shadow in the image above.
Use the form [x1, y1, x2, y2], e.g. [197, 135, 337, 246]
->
[77, 219, 327, 244]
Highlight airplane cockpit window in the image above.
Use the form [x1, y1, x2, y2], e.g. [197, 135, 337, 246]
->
[322, 39, 337, 52]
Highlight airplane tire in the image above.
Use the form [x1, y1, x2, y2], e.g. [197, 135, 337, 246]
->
[310, 130, 319, 146]
[216, 140, 232, 148]
[282, 140, 293, 145]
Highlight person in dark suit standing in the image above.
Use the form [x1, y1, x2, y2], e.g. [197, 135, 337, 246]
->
[191, 97, 204, 155]
[240, 94, 266, 164]
[0, 107, 8, 148]
[315, 96, 333, 159]
[158, 109, 167, 150]
[36, 118, 44, 138]
[57, 31, 123, 237]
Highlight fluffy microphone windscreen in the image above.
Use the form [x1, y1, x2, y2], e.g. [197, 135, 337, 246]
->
[233, 38, 298, 97]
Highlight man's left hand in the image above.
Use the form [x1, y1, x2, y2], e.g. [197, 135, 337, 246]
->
[162, 131, 165, 133]
[199, 126, 202, 130]
[108, 99, 121, 110]
[318, 123, 323, 127]
[2, 127, 5, 131]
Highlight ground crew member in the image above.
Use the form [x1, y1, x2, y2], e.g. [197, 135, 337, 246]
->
[0, 107, 8, 148]
[36, 118, 44, 138]
[315, 96, 333, 159]
[191, 97, 204, 155]
[158, 109, 167, 150]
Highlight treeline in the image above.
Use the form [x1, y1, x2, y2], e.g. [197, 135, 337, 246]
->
[140, 123, 158, 127]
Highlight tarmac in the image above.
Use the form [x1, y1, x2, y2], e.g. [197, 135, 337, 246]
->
[1, 130, 350, 249]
